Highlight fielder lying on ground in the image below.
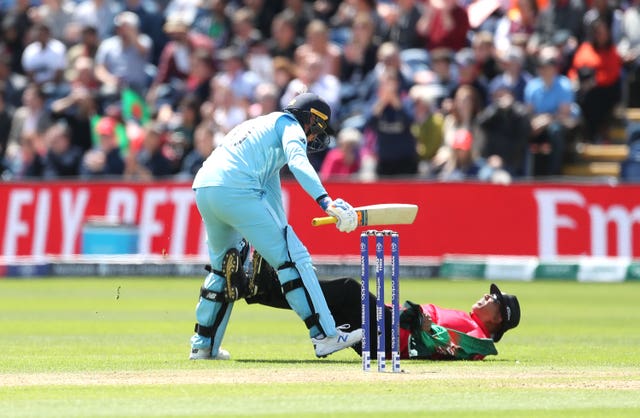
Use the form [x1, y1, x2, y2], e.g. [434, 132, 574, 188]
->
[230, 250, 521, 360]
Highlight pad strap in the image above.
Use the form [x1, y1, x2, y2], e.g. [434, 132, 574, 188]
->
[304, 313, 321, 330]
[194, 323, 214, 338]
[200, 286, 225, 302]
[281, 278, 303, 294]
[281, 278, 322, 332]
[277, 261, 296, 271]
[204, 264, 225, 277]
[194, 300, 231, 344]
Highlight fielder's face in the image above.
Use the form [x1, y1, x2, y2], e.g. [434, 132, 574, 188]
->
[471, 294, 503, 326]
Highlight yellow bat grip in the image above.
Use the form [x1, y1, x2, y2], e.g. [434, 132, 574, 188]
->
[311, 216, 338, 226]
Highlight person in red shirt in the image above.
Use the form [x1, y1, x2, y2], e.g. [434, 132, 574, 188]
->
[416, 0, 471, 52]
[319, 127, 362, 181]
[239, 252, 521, 360]
[569, 16, 622, 142]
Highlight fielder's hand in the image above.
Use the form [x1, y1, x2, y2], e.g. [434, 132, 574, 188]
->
[323, 198, 357, 232]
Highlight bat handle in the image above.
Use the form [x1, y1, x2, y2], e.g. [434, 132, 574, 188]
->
[311, 216, 338, 226]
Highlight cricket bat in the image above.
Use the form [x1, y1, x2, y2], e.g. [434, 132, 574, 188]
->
[311, 204, 418, 227]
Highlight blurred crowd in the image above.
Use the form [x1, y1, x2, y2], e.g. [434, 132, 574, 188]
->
[1, 0, 640, 183]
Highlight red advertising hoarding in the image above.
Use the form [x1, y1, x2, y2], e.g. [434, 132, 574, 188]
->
[1, 180, 639, 259]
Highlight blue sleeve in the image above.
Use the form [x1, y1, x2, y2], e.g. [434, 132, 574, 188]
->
[276, 115, 328, 201]
[558, 76, 575, 104]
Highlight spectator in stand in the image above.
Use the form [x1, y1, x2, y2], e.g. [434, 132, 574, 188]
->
[433, 85, 482, 175]
[0, 91, 13, 173]
[67, 56, 101, 94]
[295, 19, 342, 78]
[126, 122, 174, 179]
[488, 46, 531, 103]
[618, 0, 640, 107]
[242, 0, 280, 42]
[380, 0, 424, 50]
[21, 23, 67, 95]
[493, 0, 540, 53]
[340, 12, 379, 85]
[409, 84, 445, 176]
[6, 84, 53, 162]
[530, 0, 584, 59]
[7, 135, 44, 179]
[0, 54, 27, 109]
[204, 75, 247, 146]
[569, 16, 622, 143]
[319, 127, 362, 181]
[66, 24, 100, 75]
[476, 87, 531, 177]
[80, 116, 125, 177]
[451, 47, 490, 107]
[426, 48, 457, 101]
[177, 48, 215, 105]
[330, 0, 386, 44]
[357, 42, 413, 108]
[280, 52, 341, 116]
[192, 0, 232, 49]
[312, 0, 340, 21]
[525, 46, 579, 176]
[416, 0, 470, 52]
[583, 0, 623, 47]
[364, 69, 418, 177]
[339, 12, 380, 120]
[228, 7, 263, 57]
[437, 128, 482, 181]
[50, 57, 101, 152]
[124, 0, 167, 65]
[272, 56, 296, 100]
[94, 11, 153, 98]
[268, 9, 302, 60]
[281, 0, 314, 36]
[163, 0, 200, 24]
[146, 14, 213, 108]
[29, 0, 75, 45]
[71, 0, 120, 42]
[1, 0, 34, 74]
[215, 45, 262, 108]
[246, 36, 274, 85]
[41, 122, 83, 178]
[178, 93, 203, 147]
[180, 122, 214, 178]
[472, 31, 501, 83]
[248, 82, 280, 118]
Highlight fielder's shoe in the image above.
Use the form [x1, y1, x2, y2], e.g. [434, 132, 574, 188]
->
[189, 347, 231, 360]
[312, 325, 363, 358]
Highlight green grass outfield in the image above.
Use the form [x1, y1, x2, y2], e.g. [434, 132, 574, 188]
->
[1, 277, 639, 418]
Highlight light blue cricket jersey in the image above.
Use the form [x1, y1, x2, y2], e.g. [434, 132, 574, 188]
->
[192, 112, 327, 200]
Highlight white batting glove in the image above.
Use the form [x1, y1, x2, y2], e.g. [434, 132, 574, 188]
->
[324, 198, 358, 233]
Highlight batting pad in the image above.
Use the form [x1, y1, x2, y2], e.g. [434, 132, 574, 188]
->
[279, 226, 337, 337]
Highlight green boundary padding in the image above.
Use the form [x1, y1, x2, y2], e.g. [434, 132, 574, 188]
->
[535, 263, 580, 280]
[626, 263, 640, 281]
[440, 261, 486, 279]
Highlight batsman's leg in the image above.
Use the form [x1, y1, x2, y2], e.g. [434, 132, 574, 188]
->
[190, 188, 245, 360]
[190, 269, 233, 360]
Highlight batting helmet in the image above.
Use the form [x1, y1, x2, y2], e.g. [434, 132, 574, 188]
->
[283, 93, 334, 153]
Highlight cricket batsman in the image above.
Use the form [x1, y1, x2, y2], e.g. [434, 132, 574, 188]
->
[189, 92, 362, 360]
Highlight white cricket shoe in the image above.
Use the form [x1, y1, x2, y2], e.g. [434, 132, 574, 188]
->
[189, 347, 231, 360]
[312, 325, 363, 358]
